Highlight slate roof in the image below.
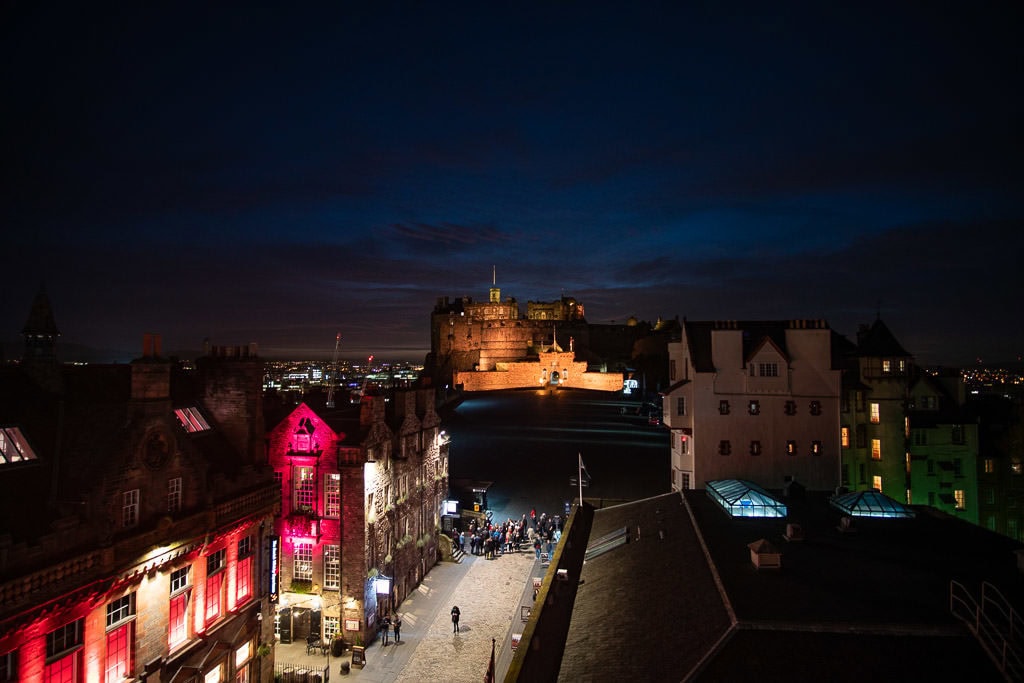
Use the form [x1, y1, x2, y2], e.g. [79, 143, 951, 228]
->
[855, 318, 911, 357]
[683, 320, 828, 373]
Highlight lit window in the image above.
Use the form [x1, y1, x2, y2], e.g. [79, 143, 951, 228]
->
[811, 440, 822, 456]
[841, 426, 850, 448]
[679, 434, 688, 455]
[719, 400, 730, 415]
[294, 467, 316, 512]
[236, 538, 253, 604]
[882, 359, 891, 374]
[168, 477, 182, 513]
[869, 403, 880, 424]
[324, 545, 341, 590]
[123, 489, 140, 528]
[45, 619, 83, 683]
[324, 616, 340, 641]
[294, 543, 313, 581]
[750, 441, 761, 456]
[676, 396, 686, 416]
[206, 549, 226, 624]
[169, 567, 191, 648]
[325, 474, 341, 517]
[0, 426, 38, 465]
[984, 458, 994, 474]
[1013, 459, 1023, 475]
[871, 439, 881, 460]
[205, 664, 223, 683]
[174, 407, 211, 433]
[872, 475, 883, 492]
[748, 400, 760, 416]
[786, 440, 797, 456]
[758, 362, 778, 377]
[105, 594, 136, 683]
[954, 489, 965, 510]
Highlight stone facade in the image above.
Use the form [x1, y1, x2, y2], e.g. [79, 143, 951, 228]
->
[455, 349, 624, 392]
[267, 387, 448, 648]
[0, 298, 277, 683]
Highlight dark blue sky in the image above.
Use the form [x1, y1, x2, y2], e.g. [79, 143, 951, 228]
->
[3, 3, 1022, 365]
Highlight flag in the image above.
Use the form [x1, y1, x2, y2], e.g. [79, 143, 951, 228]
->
[484, 637, 496, 682]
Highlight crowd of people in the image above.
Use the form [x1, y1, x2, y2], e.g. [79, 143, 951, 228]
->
[452, 509, 562, 561]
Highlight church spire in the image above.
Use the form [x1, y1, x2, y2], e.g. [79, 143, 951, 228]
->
[489, 265, 501, 303]
[22, 284, 61, 363]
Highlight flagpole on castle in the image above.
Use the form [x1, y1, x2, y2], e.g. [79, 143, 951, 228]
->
[578, 453, 584, 508]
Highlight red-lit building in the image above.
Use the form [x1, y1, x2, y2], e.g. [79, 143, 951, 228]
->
[0, 289, 277, 682]
[266, 387, 448, 648]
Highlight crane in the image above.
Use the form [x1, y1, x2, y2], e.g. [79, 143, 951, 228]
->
[325, 333, 341, 408]
[351, 354, 374, 403]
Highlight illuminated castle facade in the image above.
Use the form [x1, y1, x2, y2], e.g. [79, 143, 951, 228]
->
[266, 387, 448, 648]
[0, 289, 277, 683]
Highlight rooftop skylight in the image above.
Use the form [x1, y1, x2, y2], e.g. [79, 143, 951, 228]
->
[174, 407, 211, 433]
[707, 479, 788, 518]
[830, 490, 915, 518]
[0, 427, 38, 465]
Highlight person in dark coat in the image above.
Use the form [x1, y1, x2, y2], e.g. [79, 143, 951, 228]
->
[380, 615, 391, 645]
[393, 614, 402, 643]
[451, 605, 461, 633]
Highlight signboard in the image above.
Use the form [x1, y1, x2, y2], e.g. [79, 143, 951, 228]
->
[351, 645, 366, 668]
[532, 577, 543, 590]
[268, 535, 280, 603]
[345, 619, 360, 631]
[521, 606, 531, 622]
[623, 378, 639, 395]
[512, 633, 522, 651]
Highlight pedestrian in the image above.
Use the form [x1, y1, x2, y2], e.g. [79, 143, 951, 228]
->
[393, 614, 402, 643]
[451, 605, 461, 633]
[381, 615, 391, 646]
[534, 536, 541, 559]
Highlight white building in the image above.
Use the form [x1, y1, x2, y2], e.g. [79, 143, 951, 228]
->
[663, 320, 842, 492]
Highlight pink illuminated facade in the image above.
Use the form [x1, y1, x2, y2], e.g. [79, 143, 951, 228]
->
[0, 289, 278, 683]
[267, 388, 448, 648]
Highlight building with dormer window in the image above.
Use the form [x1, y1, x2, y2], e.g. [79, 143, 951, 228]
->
[663, 319, 842, 492]
[0, 288, 277, 683]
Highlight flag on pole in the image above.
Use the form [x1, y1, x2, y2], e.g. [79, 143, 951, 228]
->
[484, 637, 496, 682]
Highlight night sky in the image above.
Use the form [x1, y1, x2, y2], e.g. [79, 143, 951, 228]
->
[3, 4, 1022, 365]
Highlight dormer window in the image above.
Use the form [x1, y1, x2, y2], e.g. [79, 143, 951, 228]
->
[757, 362, 779, 377]
[293, 417, 317, 453]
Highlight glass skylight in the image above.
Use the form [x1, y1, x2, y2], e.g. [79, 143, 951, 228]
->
[0, 427, 38, 465]
[707, 479, 787, 518]
[174, 407, 211, 433]
[830, 490, 915, 518]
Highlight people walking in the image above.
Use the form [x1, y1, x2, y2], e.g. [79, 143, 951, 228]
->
[381, 615, 391, 645]
[451, 605, 461, 633]
[393, 614, 402, 643]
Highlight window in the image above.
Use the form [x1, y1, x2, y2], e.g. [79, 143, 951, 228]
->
[105, 594, 136, 683]
[205, 664, 223, 683]
[786, 440, 797, 456]
[236, 537, 253, 603]
[841, 426, 850, 448]
[841, 465, 850, 487]
[750, 441, 761, 456]
[986, 489, 996, 505]
[952, 425, 965, 445]
[919, 395, 937, 410]
[669, 359, 677, 382]
[869, 403, 880, 424]
[324, 616, 340, 641]
[984, 458, 994, 474]
[758, 362, 779, 377]
[748, 400, 760, 416]
[681, 472, 691, 489]
[871, 439, 881, 460]
[324, 545, 340, 590]
[45, 619, 83, 683]
[856, 425, 867, 449]
[679, 434, 688, 455]
[0, 651, 15, 682]
[784, 401, 796, 416]
[206, 549, 226, 624]
[169, 566, 191, 648]
[235, 642, 251, 683]
[719, 400, 730, 415]
[294, 543, 313, 581]
[1009, 518, 1019, 541]
[325, 474, 341, 517]
[927, 459, 935, 476]
[294, 467, 315, 512]
[168, 477, 182, 513]
[0, 426, 38, 465]
[811, 440, 822, 456]
[953, 458, 963, 477]
[855, 391, 865, 412]
[872, 475, 883, 492]
[174, 407, 211, 433]
[809, 400, 822, 416]
[718, 440, 731, 456]
[912, 430, 927, 446]
[293, 417, 317, 453]
[122, 489, 140, 528]
[954, 489, 965, 511]
[1013, 459, 1023, 475]
[675, 396, 686, 416]
[882, 359, 892, 374]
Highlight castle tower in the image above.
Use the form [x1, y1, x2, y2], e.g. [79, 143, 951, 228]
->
[489, 265, 500, 303]
[21, 284, 60, 363]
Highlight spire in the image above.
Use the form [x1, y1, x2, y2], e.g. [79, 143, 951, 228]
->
[489, 266, 501, 303]
[22, 284, 61, 363]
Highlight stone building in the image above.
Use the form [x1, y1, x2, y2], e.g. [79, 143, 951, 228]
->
[0, 289, 277, 683]
[266, 387, 447, 649]
[663, 319, 843, 492]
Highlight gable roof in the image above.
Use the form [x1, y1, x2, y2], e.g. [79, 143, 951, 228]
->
[855, 318, 911, 357]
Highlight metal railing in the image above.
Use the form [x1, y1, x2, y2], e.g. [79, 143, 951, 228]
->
[273, 662, 330, 682]
[950, 580, 1024, 681]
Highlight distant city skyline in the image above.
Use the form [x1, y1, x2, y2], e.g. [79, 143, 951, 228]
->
[3, 5, 1021, 366]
